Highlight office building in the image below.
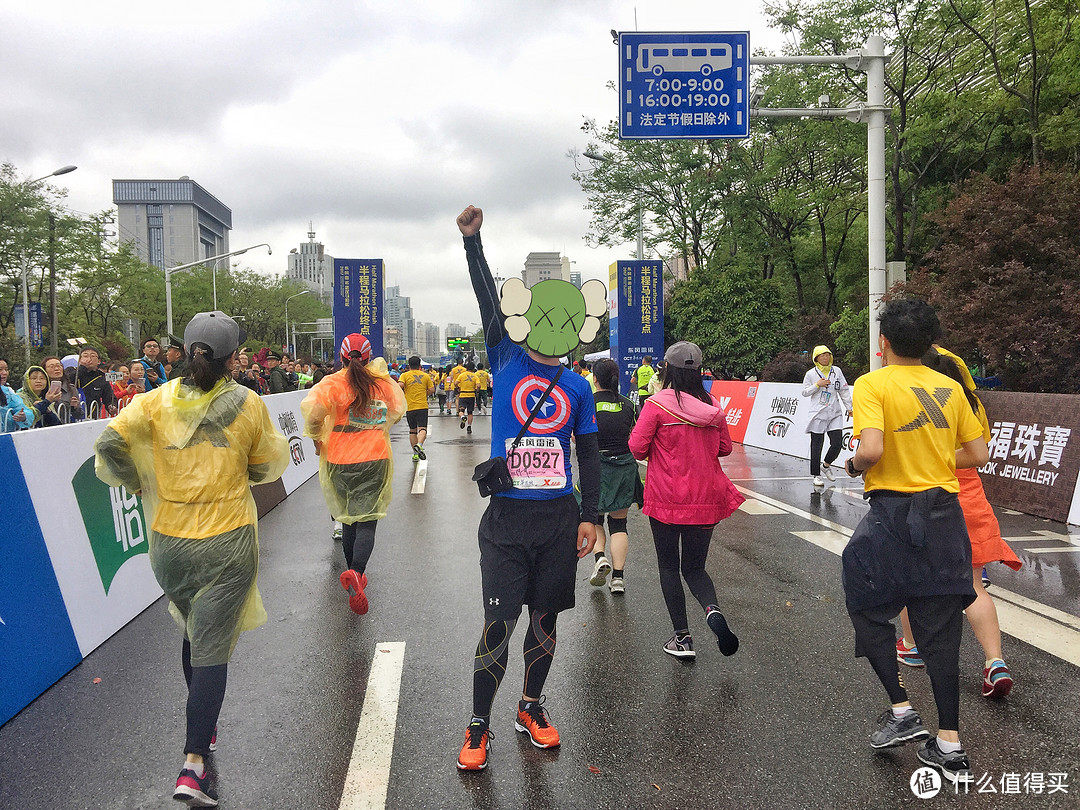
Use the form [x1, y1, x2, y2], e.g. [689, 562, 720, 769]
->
[112, 177, 231, 270]
[522, 252, 570, 287]
[287, 224, 335, 302]
[385, 285, 415, 355]
[416, 321, 441, 358]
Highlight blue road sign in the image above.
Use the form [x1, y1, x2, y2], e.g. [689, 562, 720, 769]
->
[619, 32, 750, 140]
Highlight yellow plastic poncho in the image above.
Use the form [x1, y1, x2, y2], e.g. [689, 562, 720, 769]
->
[94, 377, 289, 665]
[301, 358, 406, 524]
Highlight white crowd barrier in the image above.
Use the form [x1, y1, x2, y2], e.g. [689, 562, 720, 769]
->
[0, 390, 317, 726]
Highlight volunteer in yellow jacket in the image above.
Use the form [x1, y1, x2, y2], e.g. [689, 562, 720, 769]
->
[842, 299, 988, 787]
[94, 311, 290, 808]
[302, 333, 406, 616]
[398, 354, 434, 461]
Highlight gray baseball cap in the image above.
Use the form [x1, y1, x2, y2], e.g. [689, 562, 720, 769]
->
[184, 311, 245, 361]
[664, 341, 703, 370]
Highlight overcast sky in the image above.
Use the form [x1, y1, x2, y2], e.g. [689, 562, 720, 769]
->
[2, 0, 785, 333]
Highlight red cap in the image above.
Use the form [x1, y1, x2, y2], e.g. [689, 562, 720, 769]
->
[340, 333, 372, 363]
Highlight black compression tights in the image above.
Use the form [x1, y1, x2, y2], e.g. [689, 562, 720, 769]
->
[471, 611, 557, 718]
[181, 639, 228, 756]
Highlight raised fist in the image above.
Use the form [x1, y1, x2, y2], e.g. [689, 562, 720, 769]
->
[457, 205, 483, 237]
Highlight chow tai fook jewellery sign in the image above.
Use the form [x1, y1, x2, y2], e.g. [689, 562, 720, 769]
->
[333, 259, 385, 361]
[978, 391, 1080, 524]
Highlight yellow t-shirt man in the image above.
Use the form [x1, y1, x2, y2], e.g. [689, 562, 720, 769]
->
[399, 368, 434, 411]
[476, 368, 490, 391]
[853, 364, 984, 494]
[456, 370, 480, 397]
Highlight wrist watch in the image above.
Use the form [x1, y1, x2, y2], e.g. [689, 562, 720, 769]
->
[846, 458, 860, 476]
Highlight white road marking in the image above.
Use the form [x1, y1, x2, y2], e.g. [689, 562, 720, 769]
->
[737, 485, 1080, 669]
[738, 499, 787, 515]
[340, 642, 406, 810]
[411, 460, 428, 494]
[1024, 547, 1080, 555]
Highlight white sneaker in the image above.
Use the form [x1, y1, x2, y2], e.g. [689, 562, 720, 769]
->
[609, 577, 625, 594]
[589, 557, 611, 586]
[821, 463, 836, 482]
[332, 522, 343, 540]
[813, 476, 825, 488]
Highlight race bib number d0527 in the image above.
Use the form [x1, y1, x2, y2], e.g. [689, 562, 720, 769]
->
[505, 436, 566, 490]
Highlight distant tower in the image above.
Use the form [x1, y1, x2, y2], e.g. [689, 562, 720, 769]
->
[287, 223, 335, 302]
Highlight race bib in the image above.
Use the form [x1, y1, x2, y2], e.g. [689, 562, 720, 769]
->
[505, 436, 566, 490]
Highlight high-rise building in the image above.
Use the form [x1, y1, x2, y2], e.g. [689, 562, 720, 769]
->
[385, 285, 415, 355]
[415, 321, 441, 358]
[287, 224, 335, 302]
[522, 252, 570, 287]
[112, 177, 231, 270]
[445, 323, 467, 339]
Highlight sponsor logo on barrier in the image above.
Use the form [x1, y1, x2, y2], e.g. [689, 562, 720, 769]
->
[277, 410, 300, 437]
[767, 417, 793, 438]
[71, 457, 147, 595]
[770, 396, 799, 416]
[289, 438, 305, 466]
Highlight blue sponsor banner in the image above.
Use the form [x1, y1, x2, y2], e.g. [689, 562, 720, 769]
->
[13, 302, 44, 347]
[0, 434, 82, 725]
[619, 31, 750, 140]
[608, 261, 664, 397]
[333, 259, 385, 361]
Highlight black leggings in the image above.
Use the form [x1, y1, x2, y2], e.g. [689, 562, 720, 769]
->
[471, 611, 557, 719]
[182, 639, 228, 756]
[849, 594, 966, 730]
[649, 518, 720, 633]
[809, 429, 844, 475]
[342, 520, 378, 574]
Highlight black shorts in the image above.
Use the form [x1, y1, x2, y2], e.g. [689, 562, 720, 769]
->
[458, 396, 475, 414]
[405, 408, 428, 430]
[478, 493, 580, 620]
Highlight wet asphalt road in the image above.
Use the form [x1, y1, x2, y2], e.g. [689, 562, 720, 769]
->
[2, 411, 1079, 810]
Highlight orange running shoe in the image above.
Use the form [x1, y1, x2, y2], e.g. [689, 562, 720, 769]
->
[514, 698, 560, 749]
[340, 570, 369, 615]
[456, 721, 492, 770]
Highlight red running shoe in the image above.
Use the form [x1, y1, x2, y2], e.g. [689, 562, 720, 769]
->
[340, 570, 369, 615]
[982, 660, 1013, 699]
[515, 697, 560, 748]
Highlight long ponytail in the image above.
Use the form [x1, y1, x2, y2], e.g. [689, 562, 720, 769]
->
[346, 357, 377, 414]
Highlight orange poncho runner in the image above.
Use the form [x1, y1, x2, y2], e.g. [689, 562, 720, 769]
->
[301, 358, 406, 523]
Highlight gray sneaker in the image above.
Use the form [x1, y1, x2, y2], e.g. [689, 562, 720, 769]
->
[589, 557, 611, 586]
[609, 576, 625, 594]
[917, 737, 971, 786]
[663, 633, 695, 659]
[332, 522, 343, 541]
[821, 462, 836, 482]
[869, 708, 929, 749]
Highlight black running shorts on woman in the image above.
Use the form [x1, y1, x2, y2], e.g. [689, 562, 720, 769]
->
[479, 493, 580, 621]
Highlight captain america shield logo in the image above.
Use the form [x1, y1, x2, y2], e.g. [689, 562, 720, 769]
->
[511, 375, 572, 433]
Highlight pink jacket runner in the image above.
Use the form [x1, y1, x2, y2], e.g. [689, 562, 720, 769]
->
[629, 388, 745, 525]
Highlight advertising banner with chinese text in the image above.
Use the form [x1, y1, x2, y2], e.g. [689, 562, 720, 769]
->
[705, 380, 758, 443]
[608, 260, 663, 397]
[741, 382, 855, 463]
[333, 259, 385, 361]
[979, 391, 1080, 524]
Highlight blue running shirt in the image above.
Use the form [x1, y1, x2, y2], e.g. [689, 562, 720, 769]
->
[488, 338, 597, 501]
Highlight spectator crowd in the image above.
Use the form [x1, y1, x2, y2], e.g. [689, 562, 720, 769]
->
[0, 335, 332, 432]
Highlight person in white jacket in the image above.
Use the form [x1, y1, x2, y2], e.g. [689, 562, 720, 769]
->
[801, 345, 853, 487]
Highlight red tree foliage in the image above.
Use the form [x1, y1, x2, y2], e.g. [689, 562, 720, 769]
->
[907, 167, 1080, 393]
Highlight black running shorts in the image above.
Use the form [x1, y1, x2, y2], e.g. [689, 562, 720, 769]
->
[478, 493, 580, 620]
[405, 408, 428, 430]
[458, 396, 475, 414]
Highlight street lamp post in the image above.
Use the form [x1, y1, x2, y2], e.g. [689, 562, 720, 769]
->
[165, 243, 271, 335]
[285, 290, 312, 356]
[16, 165, 77, 366]
[582, 149, 645, 259]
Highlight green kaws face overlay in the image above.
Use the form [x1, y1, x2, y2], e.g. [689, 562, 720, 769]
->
[500, 278, 608, 358]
